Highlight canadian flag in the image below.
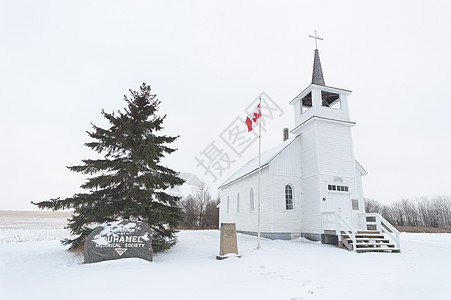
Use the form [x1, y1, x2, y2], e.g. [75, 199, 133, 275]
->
[245, 104, 261, 132]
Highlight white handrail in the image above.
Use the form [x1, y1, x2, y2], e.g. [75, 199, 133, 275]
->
[359, 213, 400, 249]
[321, 212, 357, 252]
[321, 212, 401, 252]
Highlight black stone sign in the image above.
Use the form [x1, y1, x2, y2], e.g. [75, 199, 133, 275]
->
[84, 220, 153, 264]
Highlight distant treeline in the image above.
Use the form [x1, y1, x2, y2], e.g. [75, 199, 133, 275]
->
[365, 196, 451, 228]
[179, 182, 219, 229]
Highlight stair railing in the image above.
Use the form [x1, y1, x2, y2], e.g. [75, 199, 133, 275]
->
[321, 211, 357, 252]
[359, 213, 400, 249]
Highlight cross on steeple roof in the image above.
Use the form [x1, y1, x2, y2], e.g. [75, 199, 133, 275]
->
[309, 30, 323, 50]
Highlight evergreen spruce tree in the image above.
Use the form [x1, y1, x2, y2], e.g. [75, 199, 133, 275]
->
[33, 83, 184, 252]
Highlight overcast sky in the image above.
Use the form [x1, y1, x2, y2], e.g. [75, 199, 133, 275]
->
[1, 0, 450, 210]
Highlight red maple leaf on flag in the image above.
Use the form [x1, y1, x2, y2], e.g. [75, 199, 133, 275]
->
[245, 104, 261, 132]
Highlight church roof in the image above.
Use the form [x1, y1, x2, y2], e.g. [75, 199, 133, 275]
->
[355, 160, 368, 176]
[312, 49, 325, 86]
[219, 135, 301, 189]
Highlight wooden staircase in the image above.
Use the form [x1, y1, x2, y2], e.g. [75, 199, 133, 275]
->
[340, 230, 401, 253]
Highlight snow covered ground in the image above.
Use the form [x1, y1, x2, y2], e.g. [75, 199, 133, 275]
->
[0, 211, 72, 243]
[1, 211, 450, 300]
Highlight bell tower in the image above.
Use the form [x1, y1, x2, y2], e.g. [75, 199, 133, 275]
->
[291, 32, 363, 237]
[291, 44, 352, 135]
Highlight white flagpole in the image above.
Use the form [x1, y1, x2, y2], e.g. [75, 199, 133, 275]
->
[257, 96, 262, 250]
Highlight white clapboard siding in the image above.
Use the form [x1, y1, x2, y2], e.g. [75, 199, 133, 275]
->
[269, 138, 303, 233]
[300, 176, 321, 234]
[316, 120, 355, 177]
[219, 168, 271, 233]
[299, 122, 322, 234]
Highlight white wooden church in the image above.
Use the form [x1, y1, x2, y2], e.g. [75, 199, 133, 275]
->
[218, 42, 400, 253]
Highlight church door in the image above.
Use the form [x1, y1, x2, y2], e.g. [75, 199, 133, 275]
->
[326, 192, 352, 224]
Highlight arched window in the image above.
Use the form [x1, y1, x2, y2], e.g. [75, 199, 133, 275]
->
[237, 193, 240, 212]
[285, 184, 294, 210]
[250, 188, 254, 212]
[227, 196, 230, 213]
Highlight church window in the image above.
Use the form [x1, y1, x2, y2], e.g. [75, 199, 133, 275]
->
[339, 186, 349, 192]
[328, 185, 348, 192]
[285, 184, 294, 210]
[352, 199, 359, 210]
[237, 193, 240, 213]
[227, 196, 230, 213]
[250, 188, 254, 212]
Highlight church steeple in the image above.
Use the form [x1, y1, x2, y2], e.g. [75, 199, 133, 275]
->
[290, 31, 353, 135]
[309, 30, 325, 86]
[312, 49, 325, 86]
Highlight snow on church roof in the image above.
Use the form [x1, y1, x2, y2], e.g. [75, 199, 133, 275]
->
[219, 135, 301, 189]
